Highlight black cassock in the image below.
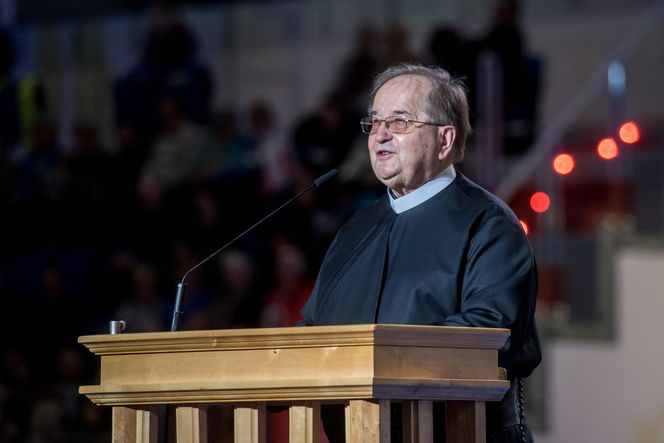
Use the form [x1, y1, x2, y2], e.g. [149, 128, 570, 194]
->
[298, 173, 541, 442]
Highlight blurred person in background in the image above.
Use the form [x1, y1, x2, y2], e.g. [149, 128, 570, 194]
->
[380, 22, 421, 69]
[137, 96, 210, 212]
[113, 12, 212, 149]
[0, 27, 46, 161]
[477, 0, 542, 157]
[260, 238, 314, 328]
[112, 262, 168, 332]
[247, 100, 298, 197]
[293, 92, 362, 179]
[332, 24, 382, 114]
[209, 249, 263, 329]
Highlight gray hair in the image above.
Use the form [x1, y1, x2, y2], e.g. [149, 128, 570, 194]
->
[369, 63, 472, 162]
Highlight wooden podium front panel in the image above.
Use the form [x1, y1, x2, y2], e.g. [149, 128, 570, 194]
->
[98, 345, 374, 386]
[80, 325, 510, 442]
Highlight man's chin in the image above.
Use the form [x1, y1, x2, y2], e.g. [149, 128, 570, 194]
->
[375, 175, 395, 188]
[377, 178, 404, 195]
[373, 167, 398, 183]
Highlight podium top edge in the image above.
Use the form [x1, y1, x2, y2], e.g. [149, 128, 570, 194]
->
[78, 324, 509, 354]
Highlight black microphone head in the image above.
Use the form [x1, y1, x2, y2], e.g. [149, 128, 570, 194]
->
[313, 169, 338, 188]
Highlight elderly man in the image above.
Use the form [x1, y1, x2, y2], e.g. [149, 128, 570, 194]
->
[298, 64, 541, 442]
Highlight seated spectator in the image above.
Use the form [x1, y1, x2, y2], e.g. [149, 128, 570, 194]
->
[381, 22, 421, 68]
[138, 96, 210, 211]
[247, 100, 298, 197]
[0, 27, 46, 160]
[112, 262, 168, 332]
[196, 108, 257, 183]
[332, 24, 382, 112]
[477, 0, 542, 157]
[113, 13, 212, 148]
[209, 249, 263, 329]
[259, 238, 314, 328]
[293, 93, 361, 179]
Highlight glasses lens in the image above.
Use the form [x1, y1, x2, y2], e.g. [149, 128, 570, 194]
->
[361, 117, 413, 134]
[360, 117, 379, 134]
[386, 117, 408, 133]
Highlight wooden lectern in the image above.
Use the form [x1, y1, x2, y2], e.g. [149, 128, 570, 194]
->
[79, 324, 509, 442]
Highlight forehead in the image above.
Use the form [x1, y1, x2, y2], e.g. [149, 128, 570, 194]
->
[372, 75, 432, 115]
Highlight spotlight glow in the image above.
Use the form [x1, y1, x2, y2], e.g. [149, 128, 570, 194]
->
[597, 138, 619, 160]
[619, 121, 640, 144]
[553, 153, 575, 175]
[530, 192, 551, 213]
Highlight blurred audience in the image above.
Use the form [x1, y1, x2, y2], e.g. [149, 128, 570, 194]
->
[0, 9, 545, 441]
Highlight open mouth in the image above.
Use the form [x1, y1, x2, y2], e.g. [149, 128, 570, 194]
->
[376, 149, 393, 157]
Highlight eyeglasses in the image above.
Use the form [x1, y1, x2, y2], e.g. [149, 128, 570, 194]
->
[359, 115, 448, 135]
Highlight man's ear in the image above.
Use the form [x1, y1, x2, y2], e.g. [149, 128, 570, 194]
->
[438, 126, 456, 160]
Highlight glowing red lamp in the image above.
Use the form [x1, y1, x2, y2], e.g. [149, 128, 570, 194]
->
[619, 121, 640, 144]
[597, 138, 619, 160]
[530, 192, 551, 213]
[553, 153, 575, 175]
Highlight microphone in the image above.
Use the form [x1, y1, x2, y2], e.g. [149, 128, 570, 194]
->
[169, 168, 338, 331]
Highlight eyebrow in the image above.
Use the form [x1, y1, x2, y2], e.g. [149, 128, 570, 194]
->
[370, 109, 413, 117]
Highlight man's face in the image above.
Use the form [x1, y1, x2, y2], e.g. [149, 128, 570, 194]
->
[368, 75, 450, 197]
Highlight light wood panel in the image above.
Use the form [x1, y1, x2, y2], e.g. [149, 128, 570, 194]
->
[98, 345, 374, 385]
[289, 401, 320, 443]
[136, 407, 158, 443]
[176, 406, 207, 443]
[234, 403, 266, 443]
[98, 344, 497, 385]
[112, 407, 136, 443]
[347, 400, 390, 443]
[112, 406, 158, 443]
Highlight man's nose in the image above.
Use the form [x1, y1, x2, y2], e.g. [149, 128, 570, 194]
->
[375, 121, 392, 142]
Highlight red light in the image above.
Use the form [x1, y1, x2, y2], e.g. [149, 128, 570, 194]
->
[530, 192, 551, 213]
[519, 220, 529, 235]
[619, 121, 640, 144]
[597, 138, 619, 160]
[552, 153, 575, 175]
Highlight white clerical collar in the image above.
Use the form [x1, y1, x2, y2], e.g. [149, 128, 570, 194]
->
[388, 165, 456, 214]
